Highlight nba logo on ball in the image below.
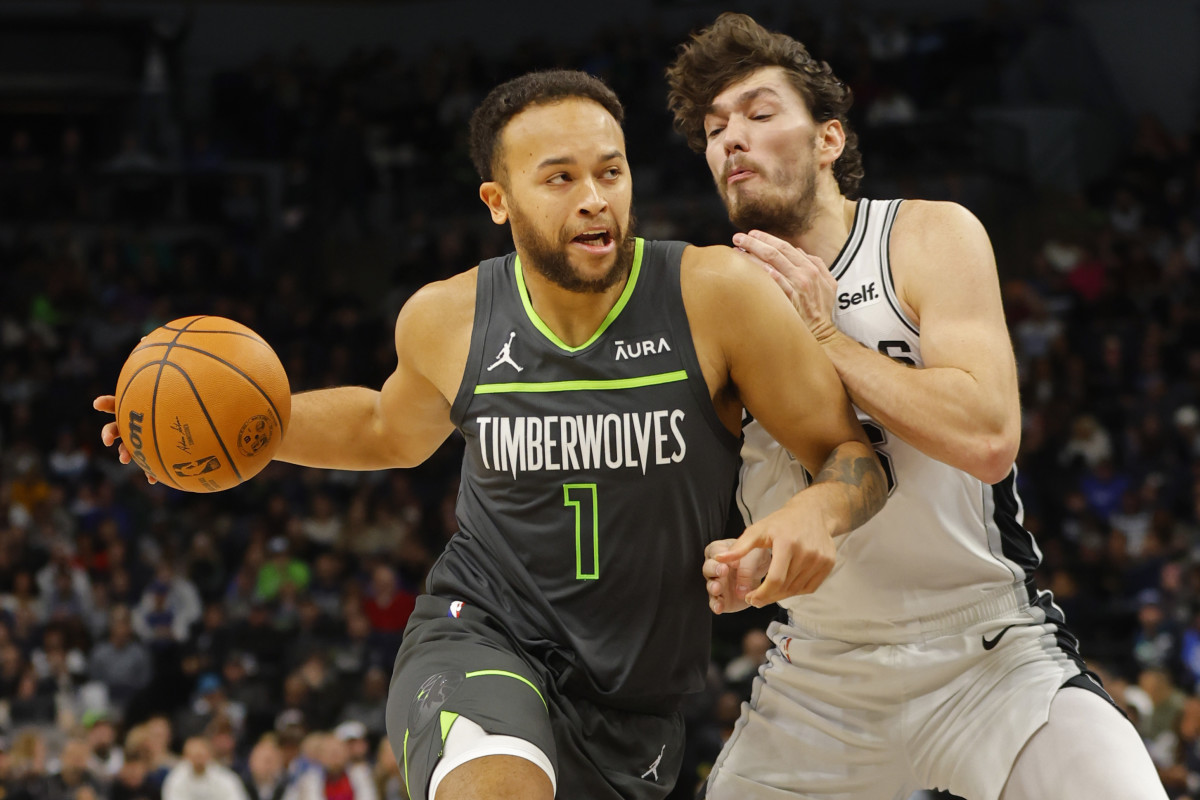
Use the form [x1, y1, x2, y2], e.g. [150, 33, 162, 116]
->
[448, 601, 464, 619]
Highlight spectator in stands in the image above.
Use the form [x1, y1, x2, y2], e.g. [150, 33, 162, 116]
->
[333, 721, 372, 789]
[240, 736, 287, 800]
[84, 709, 124, 779]
[289, 732, 376, 800]
[132, 563, 202, 645]
[174, 673, 245, 744]
[110, 755, 157, 800]
[229, 601, 285, 683]
[255, 537, 309, 603]
[359, 564, 413, 640]
[9, 665, 57, 727]
[44, 738, 102, 800]
[299, 491, 343, 552]
[0, 737, 18, 800]
[337, 667, 388, 742]
[162, 737, 247, 800]
[1133, 589, 1181, 674]
[372, 738, 403, 800]
[88, 605, 153, 712]
[141, 716, 180, 786]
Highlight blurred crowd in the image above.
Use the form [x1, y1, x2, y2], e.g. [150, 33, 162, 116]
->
[1, 3, 1199, 799]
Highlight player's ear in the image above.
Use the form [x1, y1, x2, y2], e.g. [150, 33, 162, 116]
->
[479, 182, 509, 225]
[817, 119, 845, 167]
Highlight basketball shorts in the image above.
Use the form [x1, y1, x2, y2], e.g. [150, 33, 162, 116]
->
[385, 594, 685, 800]
[706, 610, 1114, 800]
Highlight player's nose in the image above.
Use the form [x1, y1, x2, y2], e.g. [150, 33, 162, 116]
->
[577, 178, 608, 215]
[723, 115, 749, 155]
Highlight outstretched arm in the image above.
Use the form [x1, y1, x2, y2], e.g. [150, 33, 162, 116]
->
[97, 272, 474, 478]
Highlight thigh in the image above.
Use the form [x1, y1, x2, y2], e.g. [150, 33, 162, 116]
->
[385, 598, 556, 800]
[387, 596, 686, 800]
[552, 699, 685, 800]
[904, 621, 1072, 800]
[431, 718, 555, 800]
[707, 628, 910, 800]
[999, 687, 1167, 800]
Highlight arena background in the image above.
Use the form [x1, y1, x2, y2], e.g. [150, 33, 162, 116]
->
[1, 1, 1198, 798]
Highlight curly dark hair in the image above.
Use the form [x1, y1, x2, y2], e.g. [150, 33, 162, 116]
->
[665, 13, 864, 198]
[468, 69, 625, 183]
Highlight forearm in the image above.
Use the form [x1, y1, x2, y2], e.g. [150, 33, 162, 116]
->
[822, 332, 1018, 483]
[275, 387, 403, 470]
[793, 440, 886, 536]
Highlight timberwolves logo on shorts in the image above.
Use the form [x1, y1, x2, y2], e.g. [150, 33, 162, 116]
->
[409, 671, 464, 730]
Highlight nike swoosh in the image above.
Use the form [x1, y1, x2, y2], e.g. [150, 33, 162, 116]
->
[982, 624, 1020, 651]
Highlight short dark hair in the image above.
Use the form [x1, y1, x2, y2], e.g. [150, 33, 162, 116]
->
[665, 13, 864, 198]
[468, 69, 625, 182]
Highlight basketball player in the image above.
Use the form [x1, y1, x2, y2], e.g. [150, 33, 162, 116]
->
[666, 13, 1166, 800]
[95, 70, 887, 799]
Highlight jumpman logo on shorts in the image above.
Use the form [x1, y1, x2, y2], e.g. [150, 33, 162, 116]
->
[487, 331, 524, 373]
[641, 745, 665, 781]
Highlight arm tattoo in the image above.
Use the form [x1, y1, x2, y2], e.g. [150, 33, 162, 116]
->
[813, 443, 888, 529]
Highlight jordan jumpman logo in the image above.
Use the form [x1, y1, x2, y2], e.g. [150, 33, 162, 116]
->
[487, 331, 523, 372]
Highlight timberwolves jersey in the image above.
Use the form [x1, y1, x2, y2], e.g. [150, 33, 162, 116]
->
[437, 238, 741, 703]
[739, 199, 1042, 642]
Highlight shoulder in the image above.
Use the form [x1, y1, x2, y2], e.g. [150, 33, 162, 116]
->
[890, 200, 997, 297]
[680, 243, 775, 300]
[398, 268, 478, 326]
[394, 268, 478, 342]
[891, 200, 991, 256]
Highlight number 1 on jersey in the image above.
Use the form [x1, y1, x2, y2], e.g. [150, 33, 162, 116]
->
[563, 484, 599, 580]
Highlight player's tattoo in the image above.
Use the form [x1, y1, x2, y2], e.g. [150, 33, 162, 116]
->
[813, 442, 888, 528]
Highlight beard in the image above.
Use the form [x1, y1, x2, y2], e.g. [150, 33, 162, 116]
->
[510, 205, 638, 294]
[720, 157, 818, 236]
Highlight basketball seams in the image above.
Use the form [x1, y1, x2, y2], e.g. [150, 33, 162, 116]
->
[131, 342, 286, 431]
[164, 362, 246, 486]
[115, 359, 165, 406]
[157, 328, 266, 340]
[150, 358, 186, 491]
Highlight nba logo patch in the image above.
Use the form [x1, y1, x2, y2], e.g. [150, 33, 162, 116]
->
[448, 601, 464, 619]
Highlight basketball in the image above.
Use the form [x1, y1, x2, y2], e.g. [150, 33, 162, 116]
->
[114, 315, 291, 493]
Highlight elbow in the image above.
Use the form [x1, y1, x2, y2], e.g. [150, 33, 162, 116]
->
[969, 430, 1020, 485]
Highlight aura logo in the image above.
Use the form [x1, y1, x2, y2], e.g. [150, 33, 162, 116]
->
[614, 336, 671, 361]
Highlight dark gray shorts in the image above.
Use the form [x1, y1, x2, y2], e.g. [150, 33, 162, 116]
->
[385, 594, 685, 800]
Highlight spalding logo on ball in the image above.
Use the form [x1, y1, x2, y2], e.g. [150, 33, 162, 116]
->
[114, 316, 291, 493]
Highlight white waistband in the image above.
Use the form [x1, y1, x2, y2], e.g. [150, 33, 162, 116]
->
[782, 582, 1033, 644]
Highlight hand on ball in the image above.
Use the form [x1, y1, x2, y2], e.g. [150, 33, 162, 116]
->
[93, 394, 158, 484]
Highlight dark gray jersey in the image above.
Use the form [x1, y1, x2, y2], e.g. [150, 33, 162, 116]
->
[436, 238, 740, 706]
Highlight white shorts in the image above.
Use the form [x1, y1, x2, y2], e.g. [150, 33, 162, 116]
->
[707, 611, 1102, 800]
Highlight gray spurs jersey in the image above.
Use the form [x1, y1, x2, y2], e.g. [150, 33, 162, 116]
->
[438, 238, 741, 706]
[739, 199, 1045, 642]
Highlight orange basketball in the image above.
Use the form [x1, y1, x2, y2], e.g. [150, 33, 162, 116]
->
[114, 315, 291, 493]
